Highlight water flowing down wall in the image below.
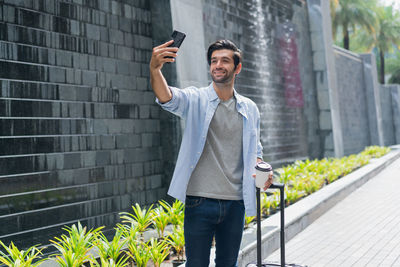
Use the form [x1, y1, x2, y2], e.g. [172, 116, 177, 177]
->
[202, 0, 317, 164]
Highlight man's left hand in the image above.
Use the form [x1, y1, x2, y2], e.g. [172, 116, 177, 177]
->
[252, 171, 274, 191]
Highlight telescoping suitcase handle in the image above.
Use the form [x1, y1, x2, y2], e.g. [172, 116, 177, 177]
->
[256, 183, 285, 267]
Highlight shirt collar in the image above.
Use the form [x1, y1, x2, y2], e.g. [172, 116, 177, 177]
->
[207, 83, 219, 102]
[207, 83, 248, 118]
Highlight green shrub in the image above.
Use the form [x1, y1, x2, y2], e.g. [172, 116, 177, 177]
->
[0, 241, 45, 267]
[120, 203, 154, 241]
[361, 146, 391, 158]
[50, 222, 103, 267]
[149, 238, 170, 267]
[166, 226, 185, 261]
[94, 227, 128, 266]
[127, 240, 151, 267]
[159, 200, 185, 226]
[151, 205, 171, 238]
[273, 146, 391, 210]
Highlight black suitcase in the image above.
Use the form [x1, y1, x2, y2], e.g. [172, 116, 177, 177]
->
[247, 183, 307, 267]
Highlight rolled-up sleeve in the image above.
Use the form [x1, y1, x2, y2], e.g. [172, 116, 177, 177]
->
[155, 86, 189, 118]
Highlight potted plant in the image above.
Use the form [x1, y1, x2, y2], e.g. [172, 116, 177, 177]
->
[94, 227, 128, 266]
[151, 206, 170, 239]
[149, 238, 170, 267]
[167, 225, 185, 267]
[159, 200, 184, 226]
[120, 203, 153, 241]
[127, 240, 151, 267]
[50, 222, 103, 267]
[0, 241, 45, 267]
[117, 222, 138, 266]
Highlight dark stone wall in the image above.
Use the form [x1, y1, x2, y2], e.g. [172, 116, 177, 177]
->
[0, 0, 169, 247]
[202, 0, 312, 165]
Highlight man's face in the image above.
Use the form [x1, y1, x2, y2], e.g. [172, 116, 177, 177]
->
[210, 49, 240, 84]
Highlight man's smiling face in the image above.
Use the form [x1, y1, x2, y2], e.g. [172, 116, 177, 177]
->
[210, 49, 240, 84]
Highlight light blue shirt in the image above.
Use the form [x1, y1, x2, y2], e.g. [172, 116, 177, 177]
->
[156, 84, 263, 216]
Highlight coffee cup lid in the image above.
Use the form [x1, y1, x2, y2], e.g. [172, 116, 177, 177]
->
[255, 161, 272, 172]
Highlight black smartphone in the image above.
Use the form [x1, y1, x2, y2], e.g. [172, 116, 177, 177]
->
[165, 30, 186, 59]
[169, 30, 186, 48]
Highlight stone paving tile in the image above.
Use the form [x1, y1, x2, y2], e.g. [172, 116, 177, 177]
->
[266, 157, 400, 267]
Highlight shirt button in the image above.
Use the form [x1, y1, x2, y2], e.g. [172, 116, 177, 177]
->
[190, 166, 194, 169]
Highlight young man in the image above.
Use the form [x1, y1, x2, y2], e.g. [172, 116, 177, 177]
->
[150, 39, 273, 267]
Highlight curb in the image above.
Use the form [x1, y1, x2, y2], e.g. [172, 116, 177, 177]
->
[237, 147, 400, 266]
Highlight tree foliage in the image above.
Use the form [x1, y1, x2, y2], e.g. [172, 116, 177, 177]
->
[330, 0, 400, 84]
[330, 0, 377, 50]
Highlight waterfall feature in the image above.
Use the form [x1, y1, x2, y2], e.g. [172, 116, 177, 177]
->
[246, 0, 306, 163]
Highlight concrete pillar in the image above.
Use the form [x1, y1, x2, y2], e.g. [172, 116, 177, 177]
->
[379, 85, 396, 146]
[360, 54, 385, 146]
[307, 0, 343, 158]
[150, 0, 182, 195]
[390, 85, 400, 143]
[170, 0, 209, 88]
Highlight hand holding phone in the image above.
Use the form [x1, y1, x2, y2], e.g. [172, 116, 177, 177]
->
[150, 30, 185, 70]
[165, 30, 186, 59]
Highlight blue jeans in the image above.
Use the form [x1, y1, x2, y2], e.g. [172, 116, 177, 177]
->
[184, 196, 245, 267]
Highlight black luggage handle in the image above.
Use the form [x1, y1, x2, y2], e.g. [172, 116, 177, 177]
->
[269, 182, 285, 189]
[256, 183, 286, 267]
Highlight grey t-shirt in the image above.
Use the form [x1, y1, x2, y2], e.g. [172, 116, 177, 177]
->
[186, 96, 244, 200]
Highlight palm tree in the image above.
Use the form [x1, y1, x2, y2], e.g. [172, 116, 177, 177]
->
[387, 51, 400, 84]
[389, 68, 400, 84]
[373, 6, 400, 84]
[330, 0, 377, 50]
[353, 6, 400, 84]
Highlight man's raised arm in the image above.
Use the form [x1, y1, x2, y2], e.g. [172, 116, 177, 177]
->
[149, 40, 178, 103]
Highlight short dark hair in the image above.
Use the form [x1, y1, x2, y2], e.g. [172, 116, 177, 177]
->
[207, 40, 242, 69]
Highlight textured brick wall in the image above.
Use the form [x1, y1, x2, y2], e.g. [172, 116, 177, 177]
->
[202, 0, 310, 165]
[0, 0, 168, 247]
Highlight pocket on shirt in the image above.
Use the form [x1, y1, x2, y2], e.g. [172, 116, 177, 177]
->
[185, 196, 204, 208]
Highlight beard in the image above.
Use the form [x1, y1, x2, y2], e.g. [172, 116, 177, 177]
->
[211, 68, 236, 84]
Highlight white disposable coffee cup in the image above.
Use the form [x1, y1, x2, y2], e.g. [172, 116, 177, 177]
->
[255, 161, 273, 188]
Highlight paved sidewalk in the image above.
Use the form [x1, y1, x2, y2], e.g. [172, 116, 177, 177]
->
[266, 156, 400, 267]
